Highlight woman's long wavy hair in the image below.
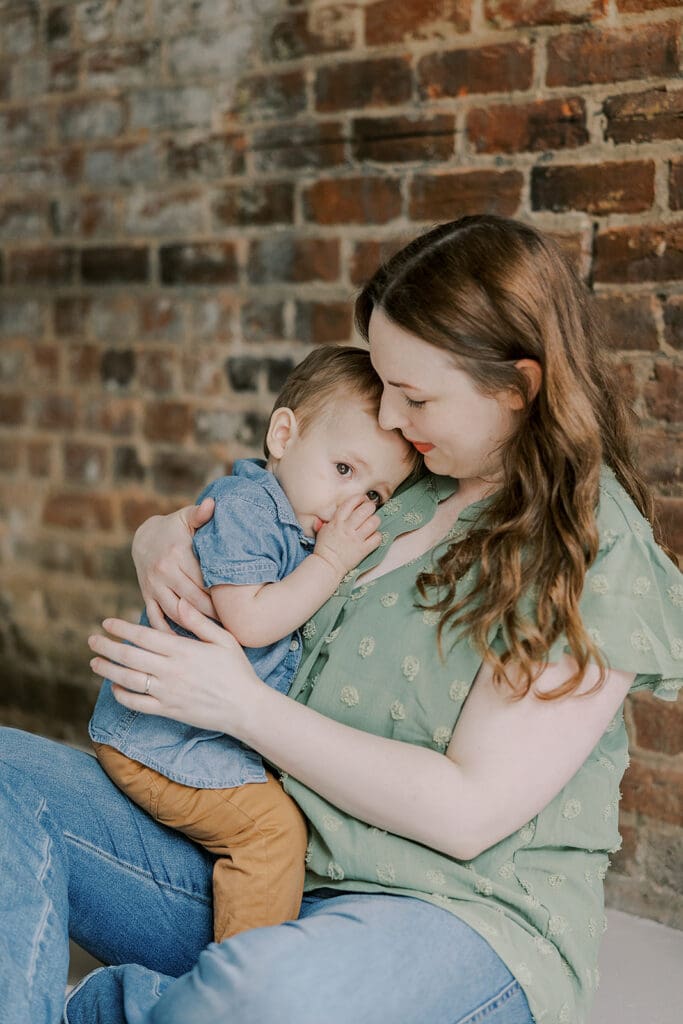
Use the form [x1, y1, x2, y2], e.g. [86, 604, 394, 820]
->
[355, 215, 671, 700]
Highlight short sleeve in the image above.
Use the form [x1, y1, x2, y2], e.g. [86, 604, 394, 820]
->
[549, 513, 682, 702]
[193, 480, 286, 588]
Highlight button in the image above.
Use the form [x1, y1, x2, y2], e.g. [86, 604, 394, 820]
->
[289, 639, 299, 652]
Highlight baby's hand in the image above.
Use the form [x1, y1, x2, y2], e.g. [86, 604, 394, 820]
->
[313, 495, 382, 579]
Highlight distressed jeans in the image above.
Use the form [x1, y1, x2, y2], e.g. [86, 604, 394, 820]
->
[0, 728, 533, 1024]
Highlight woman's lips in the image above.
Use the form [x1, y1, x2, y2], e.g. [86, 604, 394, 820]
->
[410, 441, 435, 454]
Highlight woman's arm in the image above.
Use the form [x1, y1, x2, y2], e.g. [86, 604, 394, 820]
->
[88, 605, 633, 861]
[131, 499, 216, 629]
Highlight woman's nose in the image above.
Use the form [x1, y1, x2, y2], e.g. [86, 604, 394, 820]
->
[378, 390, 407, 432]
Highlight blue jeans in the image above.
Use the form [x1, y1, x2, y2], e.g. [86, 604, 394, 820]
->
[0, 728, 533, 1024]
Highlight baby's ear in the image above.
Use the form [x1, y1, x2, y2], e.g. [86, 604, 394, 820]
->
[266, 407, 298, 459]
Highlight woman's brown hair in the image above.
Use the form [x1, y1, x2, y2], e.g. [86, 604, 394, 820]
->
[355, 215, 672, 699]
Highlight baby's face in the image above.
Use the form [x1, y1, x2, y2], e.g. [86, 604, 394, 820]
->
[272, 397, 415, 538]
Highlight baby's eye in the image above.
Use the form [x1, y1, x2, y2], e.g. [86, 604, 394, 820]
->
[336, 463, 352, 477]
[367, 490, 382, 507]
[404, 396, 426, 409]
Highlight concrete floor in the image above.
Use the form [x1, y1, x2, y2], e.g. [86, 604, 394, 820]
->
[68, 908, 682, 1021]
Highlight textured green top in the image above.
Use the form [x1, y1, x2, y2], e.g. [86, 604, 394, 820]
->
[282, 467, 682, 1024]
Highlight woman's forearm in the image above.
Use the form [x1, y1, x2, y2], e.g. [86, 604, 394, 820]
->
[241, 685, 477, 860]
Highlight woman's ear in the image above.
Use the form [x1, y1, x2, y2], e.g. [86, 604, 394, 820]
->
[266, 408, 298, 460]
[510, 359, 542, 409]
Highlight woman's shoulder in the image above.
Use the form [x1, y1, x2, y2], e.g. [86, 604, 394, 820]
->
[595, 465, 656, 551]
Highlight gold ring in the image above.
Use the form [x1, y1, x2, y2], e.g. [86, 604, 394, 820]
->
[143, 673, 152, 696]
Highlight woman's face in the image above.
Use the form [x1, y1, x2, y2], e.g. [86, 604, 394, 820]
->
[368, 308, 519, 485]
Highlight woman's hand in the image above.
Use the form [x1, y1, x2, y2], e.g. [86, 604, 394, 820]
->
[132, 499, 216, 630]
[88, 600, 266, 738]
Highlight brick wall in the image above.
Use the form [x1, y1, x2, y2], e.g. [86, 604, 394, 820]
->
[0, 1, 680, 925]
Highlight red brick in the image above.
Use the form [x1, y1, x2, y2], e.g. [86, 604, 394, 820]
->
[350, 237, 408, 286]
[84, 398, 137, 436]
[252, 121, 346, 173]
[27, 441, 52, 478]
[151, 451, 214, 497]
[54, 296, 90, 337]
[0, 440, 21, 474]
[621, 759, 683, 827]
[618, 0, 679, 9]
[663, 295, 683, 349]
[234, 71, 307, 122]
[467, 97, 587, 154]
[365, 0, 470, 45]
[631, 692, 683, 757]
[85, 42, 160, 89]
[636, 430, 681, 488]
[418, 43, 533, 99]
[81, 246, 149, 284]
[669, 160, 683, 212]
[264, 6, 355, 61]
[295, 301, 353, 344]
[547, 24, 680, 88]
[211, 183, 294, 228]
[9, 247, 77, 285]
[139, 351, 177, 394]
[43, 493, 114, 531]
[594, 225, 683, 284]
[531, 161, 655, 215]
[50, 51, 80, 92]
[63, 442, 108, 485]
[160, 243, 238, 285]
[409, 170, 523, 221]
[248, 236, 340, 284]
[655, 497, 683, 555]
[33, 345, 60, 384]
[604, 88, 683, 145]
[46, 5, 72, 46]
[352, 113, 455, 163]
[485, 0, 604, 26]
[34, 393, 77, 430]
[241, 302, 285, 342]
[67, 345, 101, 384]
[143, 401, 193, 443]
[302, 177, 402, 225]
[139, 297, 184, 342]
[315, 57, 412, 113]
[594, 294, 658, 352]
[121, 497, 172, 533]
[643, 361, 682, 423]
[167, 133, 246, 181]
[0, 395, 26, 425]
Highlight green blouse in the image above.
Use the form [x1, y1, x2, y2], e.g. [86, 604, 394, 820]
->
[281, 468, 682, 1024]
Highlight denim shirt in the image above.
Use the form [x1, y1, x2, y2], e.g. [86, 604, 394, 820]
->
[89, 459, 315, 788]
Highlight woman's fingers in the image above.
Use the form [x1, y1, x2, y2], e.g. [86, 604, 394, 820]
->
[90, 656, 154, 693]
[96, 616, 183, 655]
[175, 570, 215, 617]
[110, 683, 161, 713]
[185, 496, 215, 533]
[88, 632, 165, 675]
[146, 598, 173, 633]
[174, 599, 238, 647]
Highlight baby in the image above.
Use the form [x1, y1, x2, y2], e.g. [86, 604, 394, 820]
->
[89, 346, 417, 943]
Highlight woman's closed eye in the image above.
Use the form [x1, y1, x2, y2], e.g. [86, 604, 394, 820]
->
[404, 395, 426, 409]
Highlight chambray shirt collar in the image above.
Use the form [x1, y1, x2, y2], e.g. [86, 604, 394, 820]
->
[232, 458, 314, 544]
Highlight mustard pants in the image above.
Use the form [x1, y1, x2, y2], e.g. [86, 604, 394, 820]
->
[93, 743, 308, 942]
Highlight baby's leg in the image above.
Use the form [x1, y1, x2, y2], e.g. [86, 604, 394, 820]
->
[200, 773, 308, 941]
[95, 745, 307, 942]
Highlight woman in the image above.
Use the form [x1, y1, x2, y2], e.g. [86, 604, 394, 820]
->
[2, 215, 680, 1024]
